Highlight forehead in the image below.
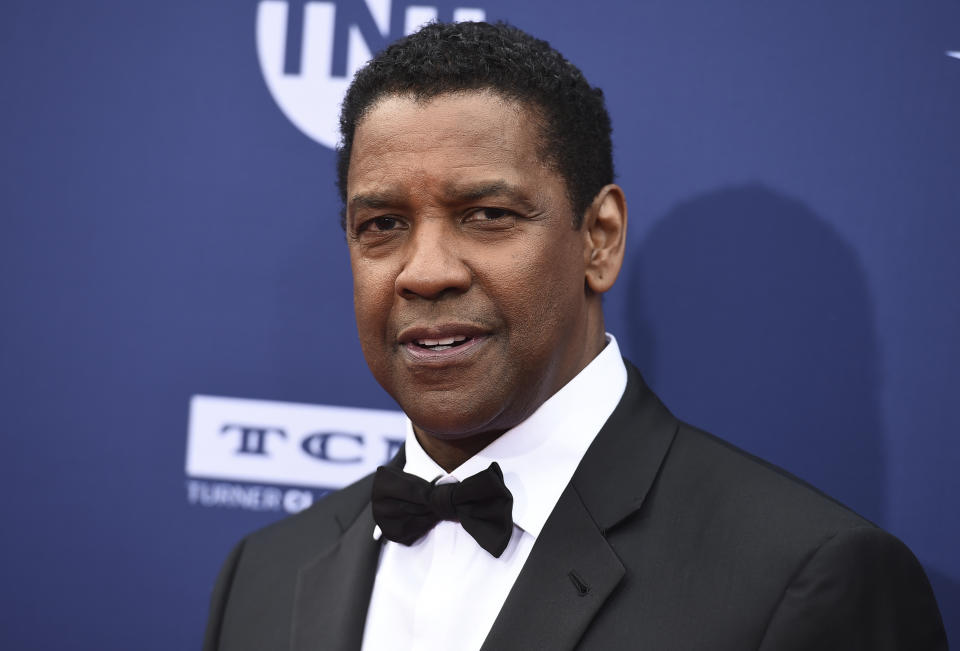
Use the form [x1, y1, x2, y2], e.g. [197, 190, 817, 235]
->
[347, 91, 550, 195]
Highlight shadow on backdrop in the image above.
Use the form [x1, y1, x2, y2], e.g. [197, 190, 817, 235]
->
[624, 184, 885, 525]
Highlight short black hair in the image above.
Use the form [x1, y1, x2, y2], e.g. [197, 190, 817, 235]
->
[336, 21, 614, 228]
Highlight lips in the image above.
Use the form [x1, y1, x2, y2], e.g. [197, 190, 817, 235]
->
[398, 323, 490, 362]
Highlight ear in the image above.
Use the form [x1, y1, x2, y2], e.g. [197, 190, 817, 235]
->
[582, 184, 627, 294]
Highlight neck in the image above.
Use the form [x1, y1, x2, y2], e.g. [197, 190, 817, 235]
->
[412, 324, 609, 473]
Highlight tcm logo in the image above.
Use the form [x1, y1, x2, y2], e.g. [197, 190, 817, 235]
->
[256, 0, 486, 148]
[186, 394, 406, 490]
[219, 423, 401, 464]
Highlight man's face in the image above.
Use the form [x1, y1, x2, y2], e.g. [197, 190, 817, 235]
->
[345, 91, 602, 442]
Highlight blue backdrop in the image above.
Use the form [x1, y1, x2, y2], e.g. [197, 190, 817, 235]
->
[2, 1, 958, 648]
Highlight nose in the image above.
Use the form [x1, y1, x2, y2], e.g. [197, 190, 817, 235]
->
[395, 221, 471, 300]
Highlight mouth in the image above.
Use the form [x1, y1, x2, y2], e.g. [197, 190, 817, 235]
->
[412, 335, 472, 351]
[398, 324, 490, 362]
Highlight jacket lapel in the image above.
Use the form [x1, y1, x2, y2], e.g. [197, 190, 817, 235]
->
[482, 362, 679, 650]
[290, 500, 380, 651]
[571, 362, 679, 533]
[290, 451, 405, 651]
[480, 482, 626, 651]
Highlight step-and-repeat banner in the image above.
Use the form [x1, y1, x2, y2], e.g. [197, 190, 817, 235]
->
[2, 1, 958, 648]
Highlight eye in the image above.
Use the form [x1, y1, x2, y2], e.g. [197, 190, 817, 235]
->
[464, 207, 517, 223]
[358, 216, 402, 233]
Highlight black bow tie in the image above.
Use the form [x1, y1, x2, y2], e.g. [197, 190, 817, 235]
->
[371, 462, 514, 558]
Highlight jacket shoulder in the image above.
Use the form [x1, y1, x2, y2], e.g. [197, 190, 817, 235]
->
[584, 409, 945, 649]
[664, 422, 871, 536]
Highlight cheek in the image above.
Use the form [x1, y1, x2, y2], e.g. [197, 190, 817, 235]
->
[351, 263, 395, 337]
[351, 274, 394, 383]
[499, 237, 583, 338]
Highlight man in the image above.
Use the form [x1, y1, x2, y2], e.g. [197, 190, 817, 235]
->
[204, 22, 946, 650]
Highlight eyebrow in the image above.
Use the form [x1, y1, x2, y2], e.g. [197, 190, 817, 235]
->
[349, 191, 404, 211]
[446, 180, 522, 202]
[445, 181, 540, 214]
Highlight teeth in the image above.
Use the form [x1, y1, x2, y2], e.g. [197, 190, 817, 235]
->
[415, 335, 470, 347]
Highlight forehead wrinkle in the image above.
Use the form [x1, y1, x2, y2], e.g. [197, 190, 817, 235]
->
[351, 141, 516, 185]
[358, 101, 526, 155]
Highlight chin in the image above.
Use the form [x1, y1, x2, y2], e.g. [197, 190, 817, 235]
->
[407, 413, 491, 441]
[401, 397, 509, 441]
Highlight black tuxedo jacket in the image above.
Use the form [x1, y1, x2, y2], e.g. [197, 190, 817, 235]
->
[204, 363, 947, 650]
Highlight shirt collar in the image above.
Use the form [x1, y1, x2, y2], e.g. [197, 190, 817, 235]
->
[400, 334, 628, 540]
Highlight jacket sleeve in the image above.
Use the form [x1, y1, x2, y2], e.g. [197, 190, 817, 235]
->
[202, 539, 246, 651]
[758, 526, 947, 650]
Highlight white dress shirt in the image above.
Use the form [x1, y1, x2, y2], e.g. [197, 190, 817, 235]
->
[360, 335, 628, 651]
